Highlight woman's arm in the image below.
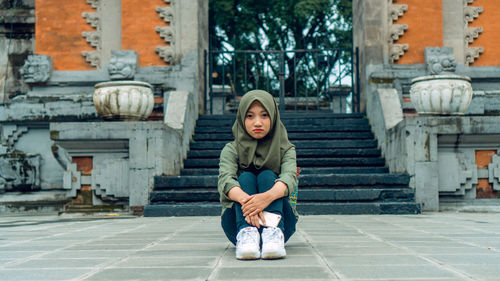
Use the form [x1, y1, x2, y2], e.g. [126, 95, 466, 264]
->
[218, 143, 242, 201]
[241, 147, 297, 217]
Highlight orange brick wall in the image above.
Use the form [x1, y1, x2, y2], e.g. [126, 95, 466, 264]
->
[122, 0, 169, 66]
[468, 0, 500, 66]
[35, 0, 95, 70]
[394, 0, 443, 64]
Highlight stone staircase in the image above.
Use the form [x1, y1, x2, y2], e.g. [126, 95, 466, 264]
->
[144, 113, 421, 216]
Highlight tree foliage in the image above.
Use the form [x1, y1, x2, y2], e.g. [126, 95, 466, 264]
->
[208, 0, 353, 106]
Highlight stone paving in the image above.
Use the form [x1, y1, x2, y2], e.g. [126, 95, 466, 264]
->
[1, 212, 500, 281]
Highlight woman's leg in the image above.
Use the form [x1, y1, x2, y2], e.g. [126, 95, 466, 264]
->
[256, 169, 285, 232]
[235, 171, 258, 232]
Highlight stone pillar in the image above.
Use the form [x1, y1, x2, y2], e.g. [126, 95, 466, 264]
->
[352, 0, 388, 112]
[442, 0, 465, 64]
[99, 0, 122, 67]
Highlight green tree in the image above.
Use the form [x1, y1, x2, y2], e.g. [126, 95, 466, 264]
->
[209, 0, 353, 106]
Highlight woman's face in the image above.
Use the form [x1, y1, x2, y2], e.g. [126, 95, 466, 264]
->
[244, 100, 271, 139]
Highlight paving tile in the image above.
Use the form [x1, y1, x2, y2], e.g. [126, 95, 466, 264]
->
[458, 265, 500, 279]
[316, 246, 407, 256]
[43, 250, 134, 259]
[6, 258, 110, 269]
[114, 256, 218, 268]
[0, 269, 89, 281]
[324, 254, 433, 266]
[220, 252, 320, 267]
[83, 267, 213, 281]
[428, 254, 500, 265]
[334, 265, 459, 280]
[214, 266, 334, 280]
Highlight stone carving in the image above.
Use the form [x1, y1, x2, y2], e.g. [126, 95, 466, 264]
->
[86, 0, 99, 9]
[438, 150, 477, 195]
[51, 144, 80, 197]
[390, 24, 408, 41]
[464, 6, 483, 23]
[156, 6, 174, 23]
[19, 55, 53, 83]
[488, 154, 500, 191]
[93, 158, 129, 198]
[107, 50, 138, 80]
[156, 26, 174, 43]
[93, 81, 154, 121]
[464, 47, 483, 65]
[424, 47, 457, 75]
[82, 51, 101, 68]
[156, 46, 175, 63]
[465, 27, 483, 44]
[82, 31, 100, 48]
[464, 1, 483, 65]
[390, 4, 408, 21]
[0, 154, 41, 193]
[389, 2, 408, 63]
[410, 75, 473, 115]
[156, 2, 175, 64]
[390, 44, 408, 63]
[82, 1, 101, 68]
[82, 12, 99, 28]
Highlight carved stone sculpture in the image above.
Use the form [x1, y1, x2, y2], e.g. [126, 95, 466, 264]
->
[93, 81, 154, 121]
[0, 153, 41, 192]
[410, 75, 473, 115]
[19, 55, 53, 83]
[107, 50, 138, 80]
[390, 44, 408, 63]
[424, 47, 457, 75]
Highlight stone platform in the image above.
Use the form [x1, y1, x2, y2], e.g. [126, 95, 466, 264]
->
[1, 213, 500, 280]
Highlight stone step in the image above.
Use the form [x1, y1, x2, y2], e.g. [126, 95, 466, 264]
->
[187, 148, 382, 159]
[180, 166, 390, 176]
[149, 188, 415, 203]
[194, 124, 372, 134]
[193, 132, 375, 141]
[143, 201, 421, 216]
[144, 202, 221, 216]
[183, 157, 386, 168]
[198, 113, 366, 120]
[297, 202, 421, 215]
[154, 173, 408, 189]
[190, 140, 378, 150]
[196, 117, 368, 127]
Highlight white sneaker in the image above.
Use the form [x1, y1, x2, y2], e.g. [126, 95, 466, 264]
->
[261, 227, 286, 259]
[235, 226, 260, 260]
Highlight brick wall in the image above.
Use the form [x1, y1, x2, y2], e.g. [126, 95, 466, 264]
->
[394, 0, 443, 64]
[35, 0, 95, 70]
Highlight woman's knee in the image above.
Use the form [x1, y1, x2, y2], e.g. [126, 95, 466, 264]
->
[257, 169, 278, 192]
[238, 171, 258, 194]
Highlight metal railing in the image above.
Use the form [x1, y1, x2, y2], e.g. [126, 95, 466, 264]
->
[204, 48, 359, 114]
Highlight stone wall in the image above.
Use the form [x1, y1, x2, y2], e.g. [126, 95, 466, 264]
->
[0, 0, 207, 212]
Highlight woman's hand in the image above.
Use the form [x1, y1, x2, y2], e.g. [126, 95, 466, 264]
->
[245, 212, 266, 228]
[241, 193, 272, 217]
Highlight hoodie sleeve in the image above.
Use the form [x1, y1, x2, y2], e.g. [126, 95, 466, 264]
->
[218, 142, 240, 201]
[276, 146, 297, 197]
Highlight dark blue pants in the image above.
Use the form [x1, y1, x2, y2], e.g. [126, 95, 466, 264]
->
[234, 170, 285, 233]
[221, 169, 297, 245]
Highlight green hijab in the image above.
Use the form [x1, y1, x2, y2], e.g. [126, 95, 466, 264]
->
[232, 90, 294, 175]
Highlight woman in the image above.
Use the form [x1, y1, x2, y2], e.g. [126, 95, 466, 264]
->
[218, 90, 298, 260]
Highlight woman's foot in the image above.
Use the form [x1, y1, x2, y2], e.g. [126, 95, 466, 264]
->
[235, 226, 260, 260]
[261, 227, 286, 259]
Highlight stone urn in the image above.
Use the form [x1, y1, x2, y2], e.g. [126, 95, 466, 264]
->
[410, 75, 473, 115]
[93, 81, 154, 121]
